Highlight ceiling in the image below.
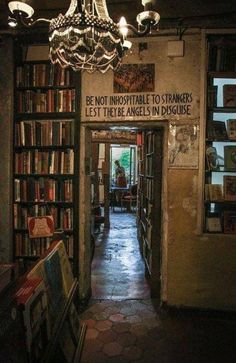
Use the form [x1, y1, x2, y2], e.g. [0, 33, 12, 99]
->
[0, 0, 236, 32]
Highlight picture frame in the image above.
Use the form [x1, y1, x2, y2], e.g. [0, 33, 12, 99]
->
[205, 146, 220, 171]
[113, 64, 155, 93]
[207, 120, 228, 140]
[223, 84, 236, 107]
[226, 119, 236, 139]
[224, 145, 236, 170]
[168, 122, 199, 169]
[223, 211, 236, 234]
[206, 217, 222, 232]
[224, 175, 236, 201]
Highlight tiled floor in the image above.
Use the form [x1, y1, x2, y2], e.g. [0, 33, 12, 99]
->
[79, 210, 236, 363]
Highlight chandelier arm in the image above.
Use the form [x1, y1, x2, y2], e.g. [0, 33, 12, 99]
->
[126, 23, 151, 36]
[17, 15, 51, 27]
[65, 0, 78, 16]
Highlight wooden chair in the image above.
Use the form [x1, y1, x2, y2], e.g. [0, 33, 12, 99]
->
[121, 184, 137, 212]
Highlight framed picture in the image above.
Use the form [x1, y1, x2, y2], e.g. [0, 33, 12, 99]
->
[113, 64, 155, 93]
[223, 84, 236, 107]
[224, 211, 236, 234]
[206, 217, 222, 232]
[207, 120, 228, 140]
[226, 119, 236, 139]
[205, 146, 220, 171]
[224, 175, 236, 201]
[168, 123, 199, 169]
[224, 145, 236, 170]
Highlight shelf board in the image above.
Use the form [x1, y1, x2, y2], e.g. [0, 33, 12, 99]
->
[14, 145, 74, 150]
[205, 200, 236, 204]
[14, 173, 74, 178]
[206, 138, 236, 142]
[205, 169, 236, 173]
[16, 85, 75, 90]
[208, 71, 236, 78]
[14, 201, 74, 206]
[208, 107, 236, 113]
[16, 112, 76, 119]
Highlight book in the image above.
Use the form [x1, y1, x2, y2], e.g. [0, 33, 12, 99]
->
[205, 146, 220, 171]
[223, 84, 236, 107]
[0, 264, 14, 293]
[224, 175, 236, 201]
[15, 277, 50, 362]
[224, 145, 236, 170]
[223, 211, 236, 233]
[206, 184, 224, 201]
[56, 240, 74, 297]
[206, 217, 222, 232]
[226, 119, 236, 139]
[207, 120, 228, 140]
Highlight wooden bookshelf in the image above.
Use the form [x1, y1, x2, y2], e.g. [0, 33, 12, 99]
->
[137, 130, 163, 298]
[13, 41, 80, 274]
[204, 32, 236, 234]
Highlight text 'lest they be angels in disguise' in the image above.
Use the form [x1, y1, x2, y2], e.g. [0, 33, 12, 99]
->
[85, 92, 193, 119]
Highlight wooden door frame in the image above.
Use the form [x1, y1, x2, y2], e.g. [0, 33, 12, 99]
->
[78, 121, 169, 304]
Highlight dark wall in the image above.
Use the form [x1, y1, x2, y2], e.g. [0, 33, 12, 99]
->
[0, 36, 14, 262]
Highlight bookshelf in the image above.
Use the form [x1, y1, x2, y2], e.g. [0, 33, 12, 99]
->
[137, 130, 162, 297]
[204, 32, 236, 234]
[13, 42, 80, 274]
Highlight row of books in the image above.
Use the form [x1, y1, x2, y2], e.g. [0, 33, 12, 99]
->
[14, 234, 73, 258]
[206, 211, 236, 233]
[16, 64, 74, 87]
[14, 178, 73, 203]
[15, 240, 78, 362]
[145, 156, 153, 176]
[207, 120, 236, 141]
[17, 89, 76, 113]
[15, 149, 74, 174]
[14, 205, 74, 230]
[146, 178, 153, 201]
[15, 120, 74, 147]
[205, 176, 236, 201]
[208, 44, 236, 72]
[207, 85, 218, 108]
[146, 132, 154, 154]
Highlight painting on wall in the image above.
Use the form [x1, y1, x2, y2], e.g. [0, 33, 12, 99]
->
[113, 64, 155, 93]
[168, 122, 200, 169]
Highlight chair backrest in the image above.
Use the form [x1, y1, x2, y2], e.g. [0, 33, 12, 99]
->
[130, 184, 137, 196]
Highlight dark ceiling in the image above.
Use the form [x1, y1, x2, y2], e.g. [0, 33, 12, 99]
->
[0, 0, 236, 32]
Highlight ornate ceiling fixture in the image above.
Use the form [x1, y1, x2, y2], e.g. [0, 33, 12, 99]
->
[8, 0, 160, 73]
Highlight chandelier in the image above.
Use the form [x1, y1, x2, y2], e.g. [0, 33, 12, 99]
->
[8, 0, 160, 73]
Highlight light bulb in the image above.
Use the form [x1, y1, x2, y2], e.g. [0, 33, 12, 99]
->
[118, 16, 128, 38]
[8, 16, 17, 27]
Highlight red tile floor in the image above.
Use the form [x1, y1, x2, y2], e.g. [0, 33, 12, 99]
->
[79, 211, 236, 363]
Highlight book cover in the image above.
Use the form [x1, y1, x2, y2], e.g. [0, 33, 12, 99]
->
[224, 211, 236, 233]
[15, 277, 50, 362]
[226, 119, 236, 140]
[207, 120, 228, 140]
[206, 217, 222, 232]
[224, 145, 236, 170]
[56, 240, 74, 297]
[208, 184, 224, 201]
[223, 84, 236, 107]
[44, 248, 66, 318]
[224, 175, 236, 201]
[205, 146, 220, 171]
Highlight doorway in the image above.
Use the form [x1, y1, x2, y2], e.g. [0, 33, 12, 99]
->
[79, 124, 166, 302]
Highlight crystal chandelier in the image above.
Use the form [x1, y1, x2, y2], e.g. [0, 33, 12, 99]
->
[8, 0, 160, 73]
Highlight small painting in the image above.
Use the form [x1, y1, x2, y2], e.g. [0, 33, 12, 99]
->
[168, 122, 199, 169]
[114, 64, 155, 93]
